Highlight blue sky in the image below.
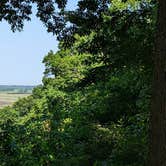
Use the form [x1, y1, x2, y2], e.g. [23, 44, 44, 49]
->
[0, 0, 77, 85]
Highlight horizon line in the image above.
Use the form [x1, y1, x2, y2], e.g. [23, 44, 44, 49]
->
[0, 84, 40, 86]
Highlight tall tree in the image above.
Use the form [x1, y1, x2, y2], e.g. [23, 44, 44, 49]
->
[150, 0, 166, 165]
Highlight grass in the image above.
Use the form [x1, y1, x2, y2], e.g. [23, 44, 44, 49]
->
[0, 93, 30, 108]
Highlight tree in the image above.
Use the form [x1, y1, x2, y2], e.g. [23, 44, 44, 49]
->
[0, 0, 67, 33]
[150, 0, 166, 165]
[0, 0, 160, 165]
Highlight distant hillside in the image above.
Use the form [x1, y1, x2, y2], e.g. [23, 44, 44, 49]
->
[0, 85, 35, 94]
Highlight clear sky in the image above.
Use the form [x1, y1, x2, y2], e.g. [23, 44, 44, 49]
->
[0, 0, 77, 86]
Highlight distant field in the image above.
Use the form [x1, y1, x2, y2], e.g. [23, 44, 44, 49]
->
[0, 93, 30, 108]
[0, 85, 34, 108]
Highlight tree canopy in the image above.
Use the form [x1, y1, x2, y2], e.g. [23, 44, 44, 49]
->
[0, 0, 157, 165]
[0, 0, 67, 32]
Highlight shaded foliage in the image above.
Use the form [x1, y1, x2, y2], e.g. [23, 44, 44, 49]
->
[0, 0, 156, 165]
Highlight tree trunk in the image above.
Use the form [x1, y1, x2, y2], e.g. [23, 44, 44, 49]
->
[150, 0, 166, 165]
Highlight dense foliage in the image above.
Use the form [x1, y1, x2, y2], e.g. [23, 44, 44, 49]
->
[0, 0, 156, 165]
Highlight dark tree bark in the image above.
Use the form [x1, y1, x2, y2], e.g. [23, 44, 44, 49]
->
[150, 0, 166, 165]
